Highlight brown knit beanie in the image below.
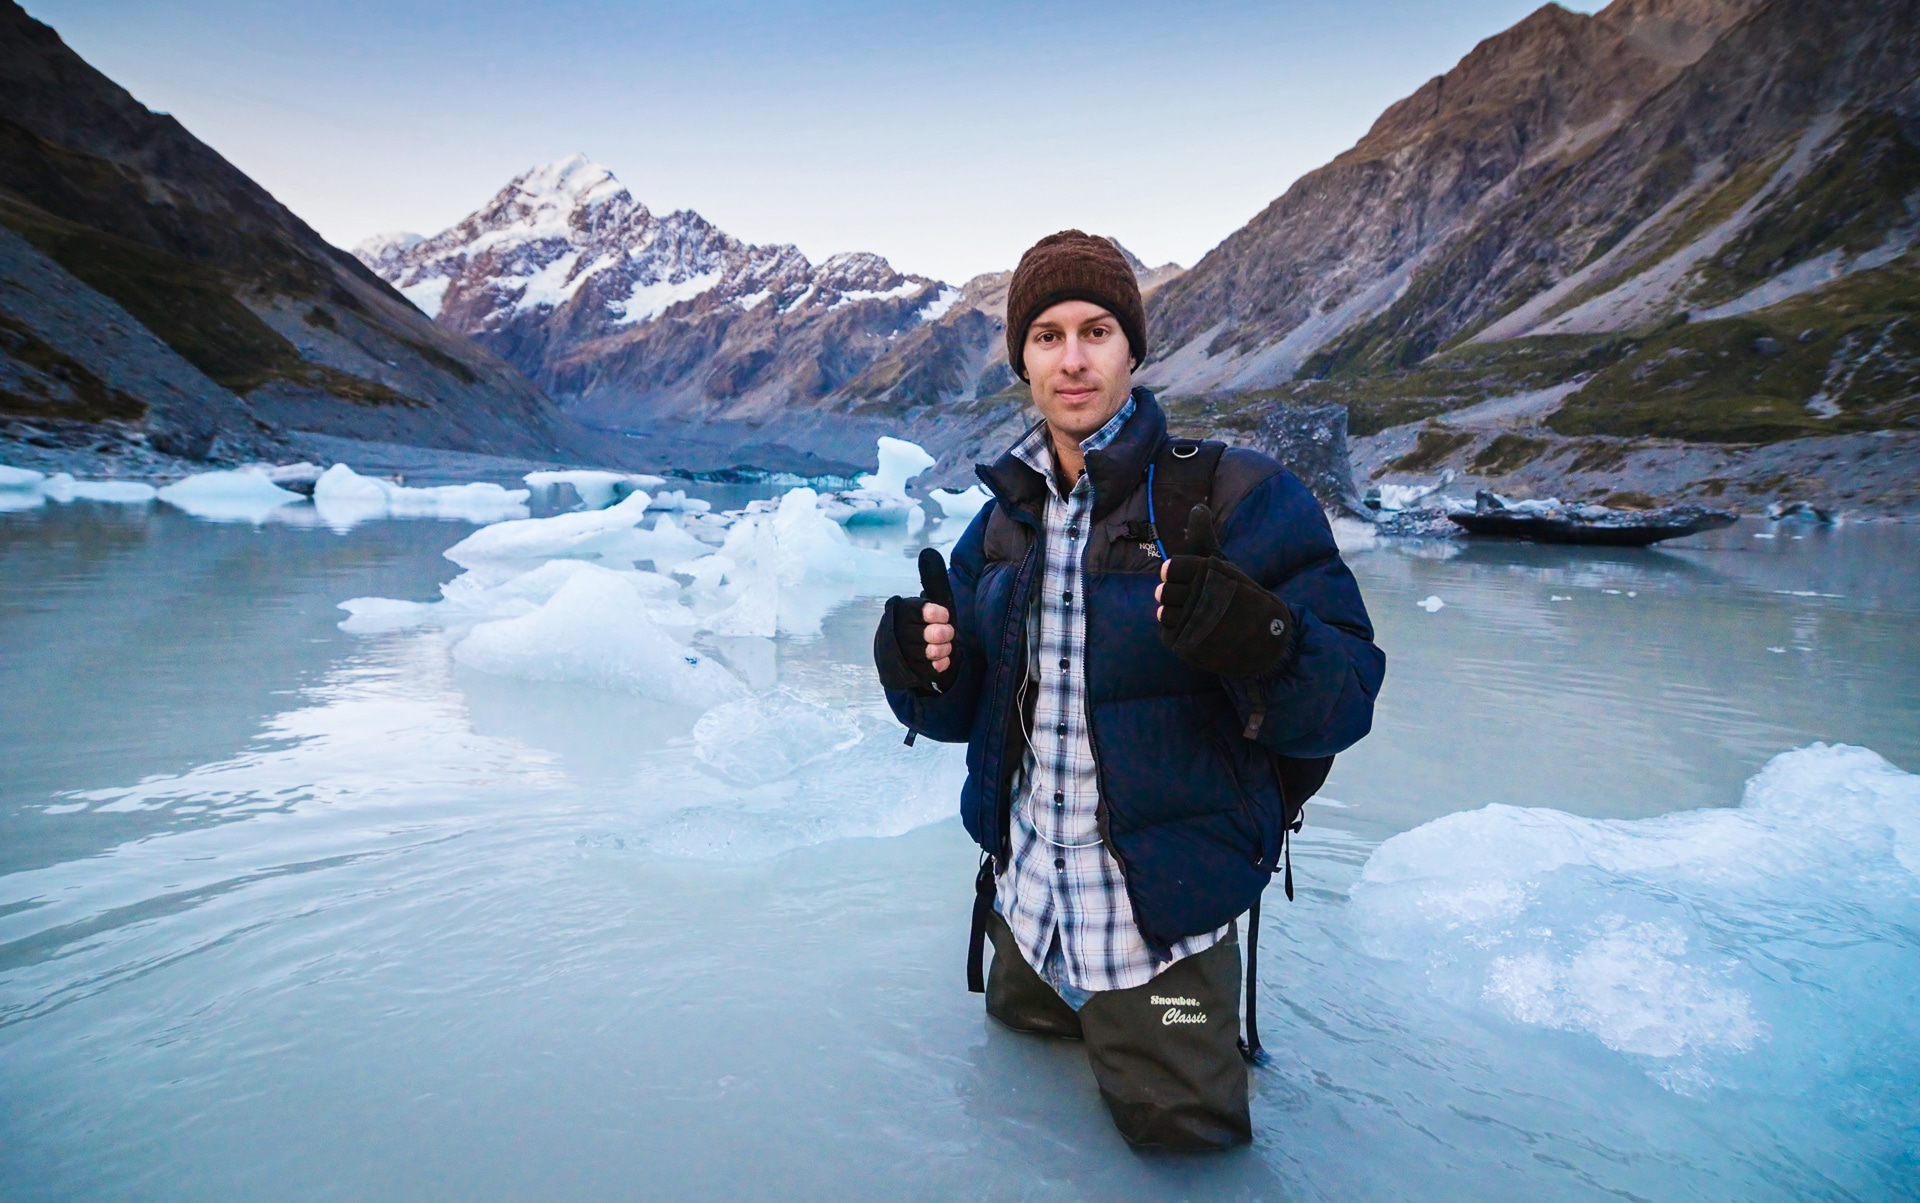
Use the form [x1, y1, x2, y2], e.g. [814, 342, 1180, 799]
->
[1005, 230, 1146, 381]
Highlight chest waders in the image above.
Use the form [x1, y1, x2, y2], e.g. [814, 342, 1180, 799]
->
[964, 438, 1333, 1063]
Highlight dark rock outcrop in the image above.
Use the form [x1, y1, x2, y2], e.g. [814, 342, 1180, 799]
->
[0, 1, 620, 463]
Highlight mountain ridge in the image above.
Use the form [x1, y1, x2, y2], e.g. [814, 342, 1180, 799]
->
[355, 156, 952, 427]
[0, 0, 627, 468]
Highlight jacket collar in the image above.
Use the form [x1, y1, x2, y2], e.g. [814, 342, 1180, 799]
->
[976, 387, 1166, 524]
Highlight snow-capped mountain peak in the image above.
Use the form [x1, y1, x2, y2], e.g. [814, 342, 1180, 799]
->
[354, 157, 948, 418]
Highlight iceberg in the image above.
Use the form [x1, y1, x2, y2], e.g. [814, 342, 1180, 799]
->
[313, 464, 529, 528]
[0, 464, 47, 512]
[1352, 743, 1920, 1093]
[0, 464, 46, 490]
[157, 470, 304, 523]
[703, 488, 884, 637]
[523, 469, 661, 510]
[443, 490, 654, 570]
[41, 474, 158, 504]
[644, 489, 711, 514]
[928, 485, 990, 525]
[440, 492, 709, 578]
[452, 566, 744, 708]
[818, 436, 934, 527]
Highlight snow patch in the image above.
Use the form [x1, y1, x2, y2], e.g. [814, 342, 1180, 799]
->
[914, 286, 960, 324]
[612, 271, 724, 324]
[400, 277, 452, 319]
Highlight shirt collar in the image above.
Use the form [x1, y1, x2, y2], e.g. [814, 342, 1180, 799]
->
[1011, 394, 1138, 499]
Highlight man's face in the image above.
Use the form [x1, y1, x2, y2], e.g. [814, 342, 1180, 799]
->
[1024, 299, 1133, 444]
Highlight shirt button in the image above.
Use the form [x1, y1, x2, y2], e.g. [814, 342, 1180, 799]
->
[1056, 722, 1067, 735]
[1062, 591, 1072, 603]
[1054, 857, 1066, 870]
[1053, 791, 1064, 806]
[1059, 658, 1069, 669]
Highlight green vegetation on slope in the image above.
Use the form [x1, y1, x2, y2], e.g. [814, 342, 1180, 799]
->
[1692, 111, 1920, 307]
[1179, 335, 1634, 437]
[0, 199, 420, 408]
[1550, 253, 1920, 441]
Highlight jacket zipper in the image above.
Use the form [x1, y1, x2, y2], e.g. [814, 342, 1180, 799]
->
[993, 515, 1044, 864]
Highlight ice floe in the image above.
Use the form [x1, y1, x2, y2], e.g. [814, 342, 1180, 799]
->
[523, 469, 664, 510]
[313, 464, 529, 528]
[1, 464, 159, 511]
[928, 485, 990, 525]
[1352, 743, 1920, 1089]
[41, 475, 158, 503]
[157, 470, 306, 523]
[453, 566, 743, 708]
[818, 436, 934, 527]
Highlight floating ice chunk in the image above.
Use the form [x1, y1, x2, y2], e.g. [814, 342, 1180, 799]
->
[522, 469, 647, 510]
[443, 490, 652, 569]
[335, 597, 438, 633]
[386, 480, 528, 522]
[0, 464, 46, 490]
[1330, 515, 1378, 553]
[645, 489, 711, 514]
[40, 474, 158, 504]
[0, 488, 45, 513]
[706, 579, 777, 637]
[1417, 595, 1445, 612]
[313, 464, 528, 527]
[453, 566, 744, 708]
[821, 437, 936, 526]
[861, 437, 936, 496]
[241, 462, 323, 494]
[158, 470, 304, 523]
[701, 489, 881, 637]
[672, 553, 733, 591]
[928, 485, 990, 524]
[1352, 743, 1920, 1085]
[692, 689, 863, 784]
[620, 512, 711, 568]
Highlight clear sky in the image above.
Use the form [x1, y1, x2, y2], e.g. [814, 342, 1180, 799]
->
[26, 0, 1595, 284]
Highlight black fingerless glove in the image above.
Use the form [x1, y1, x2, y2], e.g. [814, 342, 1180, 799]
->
[875, 547, 960, 694]
[1158, 504, 1293, 678]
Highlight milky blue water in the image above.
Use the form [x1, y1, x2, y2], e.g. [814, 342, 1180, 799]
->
[2, 497, 1916, 1201]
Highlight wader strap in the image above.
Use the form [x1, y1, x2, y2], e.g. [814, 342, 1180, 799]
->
[1238, 895, 1265, 1064]
[967, 858, 996, 993]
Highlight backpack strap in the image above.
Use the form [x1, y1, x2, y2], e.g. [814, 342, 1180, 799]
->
[1146, 438, 1228, 559]
[966, 856, 995, 993]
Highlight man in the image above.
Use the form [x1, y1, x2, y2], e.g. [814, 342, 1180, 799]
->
[874, 231, 1383, 1151]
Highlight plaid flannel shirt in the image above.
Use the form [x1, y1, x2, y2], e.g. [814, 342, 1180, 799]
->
[995, 396, 1226, 1003]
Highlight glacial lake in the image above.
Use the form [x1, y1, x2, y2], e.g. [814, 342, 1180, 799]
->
[1, 493, 1915, 1201]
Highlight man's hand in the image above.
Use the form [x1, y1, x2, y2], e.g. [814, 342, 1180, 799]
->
[1154, 504, 1293, 678]
[875, 547, 961, 692]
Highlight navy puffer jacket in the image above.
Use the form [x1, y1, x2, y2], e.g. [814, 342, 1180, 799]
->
[885, 390, 1384, 948]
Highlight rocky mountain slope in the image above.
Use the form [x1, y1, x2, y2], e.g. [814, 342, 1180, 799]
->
[1141, 0, 1920, 514]
[0, 1, 619, 469]
[357, 158, 953, 427]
